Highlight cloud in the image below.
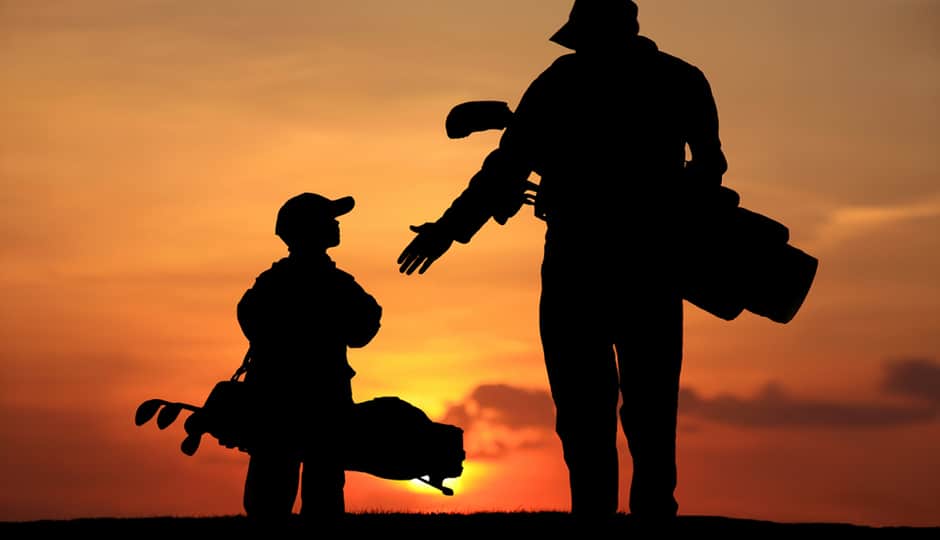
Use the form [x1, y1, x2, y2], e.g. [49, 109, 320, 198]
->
[679, 384, 935, 429]
[883, 358, 940, 405]
[440, 384, 556, 459]
[442, 384, 555, 431]
[809, 197, 940, 251]
[680, 359, 940, 429]
[442, 359, 940, 458]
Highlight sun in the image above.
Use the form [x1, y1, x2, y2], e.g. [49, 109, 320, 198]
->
[403, 460, 488, 497]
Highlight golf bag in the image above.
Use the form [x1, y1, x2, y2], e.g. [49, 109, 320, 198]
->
[346, 396, 464, 495]
[135, 352, 465, 495]
[677, 185, 818, 323]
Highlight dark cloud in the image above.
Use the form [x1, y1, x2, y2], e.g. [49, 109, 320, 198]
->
[679, 382, 936, 429]
[441, 384, 555, 432]
[439, 384, 556, 460]
[458, 438, 556, 461]
[442, 360, 940, 458]
[882, 358, 940, 405]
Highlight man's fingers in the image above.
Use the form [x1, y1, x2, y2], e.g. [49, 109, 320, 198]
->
[402, 254, 417, 275]
[397, 250, 412, 271]
[397, 248, 414, 266]
[405, 256, 425, 275]
[399, 251, 440, 274]
[398, 224, 445, 275]
[399, 253, 417, 273]
[419, 258, 435, 274]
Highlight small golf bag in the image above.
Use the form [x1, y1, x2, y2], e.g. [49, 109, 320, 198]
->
[135, 352, 465, 495]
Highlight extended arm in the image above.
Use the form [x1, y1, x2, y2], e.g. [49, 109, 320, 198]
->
[397, 64, 557, 275]
[396, 148, 533, 275]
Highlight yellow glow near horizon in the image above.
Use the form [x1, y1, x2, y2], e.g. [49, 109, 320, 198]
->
[404, 460, 488, 498]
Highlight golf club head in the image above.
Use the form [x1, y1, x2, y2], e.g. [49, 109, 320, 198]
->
[156, 403, 183, 429]
[181, 433, 201, 456]
[445, 100, 512, 139]
[183, 410, 206, 436]
[135, 399, 168, 426]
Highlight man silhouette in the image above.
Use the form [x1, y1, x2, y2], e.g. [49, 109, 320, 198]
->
[398, 0, 727, 520]
[238, 192, 382, 528]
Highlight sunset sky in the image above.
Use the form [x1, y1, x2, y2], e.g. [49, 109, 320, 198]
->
[2, 0, 938, 527]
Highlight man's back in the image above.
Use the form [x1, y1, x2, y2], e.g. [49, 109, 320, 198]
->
[500, 36, 727, 239]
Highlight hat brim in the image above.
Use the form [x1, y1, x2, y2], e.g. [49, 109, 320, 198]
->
[549, 21, 577, 49]
[331, 196, 355, 217]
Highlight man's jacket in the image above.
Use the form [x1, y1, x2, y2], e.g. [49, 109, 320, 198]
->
[437, 36, 728, 247]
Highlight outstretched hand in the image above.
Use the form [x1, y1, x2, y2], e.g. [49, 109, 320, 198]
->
[398, 222, 454, 275]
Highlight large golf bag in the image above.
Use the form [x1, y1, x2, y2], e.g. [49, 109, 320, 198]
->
[136, 366, 465, 495]
[677, 185, 818, 323]
[444, 100, 818, 324]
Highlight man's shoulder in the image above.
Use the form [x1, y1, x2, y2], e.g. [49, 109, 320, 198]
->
[533, 53, 578, 82]
[650, 47, 707, 80]
[544, 43, 705, 79]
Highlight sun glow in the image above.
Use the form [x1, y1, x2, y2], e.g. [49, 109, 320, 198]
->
[404, 460, 489, 498]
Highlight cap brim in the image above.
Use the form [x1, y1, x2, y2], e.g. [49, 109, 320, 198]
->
[549, 21, 577, 49]
[331, 196, 355, 217]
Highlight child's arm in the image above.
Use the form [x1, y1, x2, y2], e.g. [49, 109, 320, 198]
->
[336, 271, 382, 348]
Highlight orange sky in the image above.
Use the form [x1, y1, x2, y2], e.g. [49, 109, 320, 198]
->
[2, 0, 939, 527]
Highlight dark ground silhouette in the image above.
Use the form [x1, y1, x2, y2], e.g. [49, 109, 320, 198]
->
[1, 513, 936, 538]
